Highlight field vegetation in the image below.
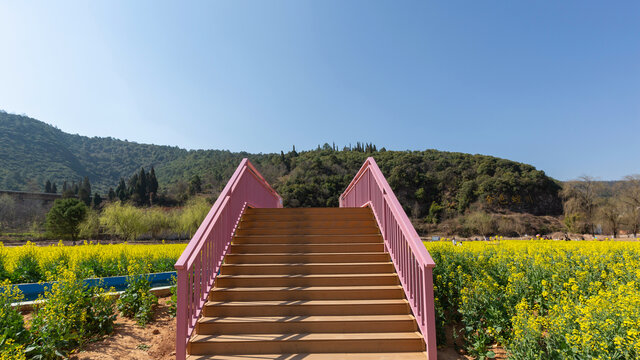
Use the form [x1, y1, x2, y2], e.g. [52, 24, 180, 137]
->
[0, 242, 185, 284]
[427, 240, 640, 359]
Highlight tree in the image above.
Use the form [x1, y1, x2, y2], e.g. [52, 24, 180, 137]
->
[116, 178, 127, 201]
[93, 192, 103, 209]
[135, 168, 148, 205]
[562, 176, 599, 236]
[148, 167, 159, 204]
[108, 188, 116, 202]
[621, 175, 640, 237]
[99, 202, 147, 241]
[189, 175, 202, 195]
[51, 182, 57, 194]
[45, 180, 52, 193]
[78, 186, 91, 206]
[600, 198, 623, 237]
[46, 198, 87, 245]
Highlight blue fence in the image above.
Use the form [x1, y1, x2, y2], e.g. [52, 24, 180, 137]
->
[7, 272, 177, 302]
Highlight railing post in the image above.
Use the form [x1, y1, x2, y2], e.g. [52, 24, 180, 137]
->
[340, 157, 438, 359]
[176, 268, 187, 360]
[174, 158, 282, 360]
[424, 265, 437, 360]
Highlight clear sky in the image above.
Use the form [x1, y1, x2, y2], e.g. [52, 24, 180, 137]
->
[0, 1, 638, 181]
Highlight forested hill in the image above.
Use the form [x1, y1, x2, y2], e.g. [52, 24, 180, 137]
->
[0, 111, 562, 216]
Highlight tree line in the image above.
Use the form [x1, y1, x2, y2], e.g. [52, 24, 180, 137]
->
[562, 175, 640, 237]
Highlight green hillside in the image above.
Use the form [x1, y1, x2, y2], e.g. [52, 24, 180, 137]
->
[0, 111, 562, 216]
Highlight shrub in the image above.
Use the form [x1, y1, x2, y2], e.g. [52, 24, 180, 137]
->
[167, 276, 177, 318]
[117, 262, 158, 326]
[45, 198, 87, 245]
[175, 197, 211, 237]
[10, 247, 41, 284]
[99, 202, 148, 241]
[78, 209, 101, 240]
[0, 338, 25, 360]
[27, 269, 116, 359]
[0, 280, 28, 353]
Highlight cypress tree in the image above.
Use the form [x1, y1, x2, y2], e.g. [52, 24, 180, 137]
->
[93, 192, 103, 208]
[136, 168, 147, 205]
[116, 178, 127, 201]
[148, 167, 158, 203]
[108, 188, 116, 202]
[45, 180, 52, 193]
[51, 182, 57, 194]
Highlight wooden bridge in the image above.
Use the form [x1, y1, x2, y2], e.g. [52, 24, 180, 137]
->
[174, 158, 437, 359]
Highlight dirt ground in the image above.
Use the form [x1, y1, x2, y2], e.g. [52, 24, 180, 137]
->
[73, 297, 176, 360]
[63, 296, 503, 360]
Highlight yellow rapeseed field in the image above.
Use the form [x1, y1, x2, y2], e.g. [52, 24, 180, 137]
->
[425, 240, 640, 359]
[0, 241, 186, 283]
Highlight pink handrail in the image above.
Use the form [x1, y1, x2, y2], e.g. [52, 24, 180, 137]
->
[174, 159, 282, 360]
[340, 157, 437, 360]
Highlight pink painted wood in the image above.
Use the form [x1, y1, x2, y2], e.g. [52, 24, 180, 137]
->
[174, 159, 282, 360]
[340, 157, 437, 360]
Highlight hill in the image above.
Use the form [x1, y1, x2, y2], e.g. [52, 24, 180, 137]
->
[0, 111, 562, 216]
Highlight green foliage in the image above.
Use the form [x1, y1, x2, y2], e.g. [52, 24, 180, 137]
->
[143, 207, 174, 239]
[11, 248, 42, 284]
[45, 198, 87, 244]
[99, 202, 148, 241]
[27, 269, 116, 359]
[426, 201, 443, 224]
[78, 209, 101, 240]
[176, 197, 211, 237]
[0, 280, 28, 352]
[0, 112, 562, 218]
[117, 262, 158, 326]
[167, 276, 177, 318]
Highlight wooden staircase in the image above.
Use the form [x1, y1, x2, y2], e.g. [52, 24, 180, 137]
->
[186, 207, 428, 359]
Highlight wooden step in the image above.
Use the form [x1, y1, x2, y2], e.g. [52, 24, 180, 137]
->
[196, 315, 417, 334]
[224, 253, 390, 264]
[233, 234, 382, 244]
[230, 243, 384, 254]
[245, 208, 371, 215]
[209, 286, 404, 301]
[220, 262, 395, 275]
[188, 332, 425, 355]
[238, 219, 378, 229]
[215, 274, 400, 287]
[188, 352, 428, 360]
[241, 211, 375, 221]
[235, 227, 379, 236]
[203, 299, 411, 317]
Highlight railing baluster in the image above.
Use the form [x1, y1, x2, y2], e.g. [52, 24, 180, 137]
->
[340, 157, 437, 360]
[174, 159, 282, 360]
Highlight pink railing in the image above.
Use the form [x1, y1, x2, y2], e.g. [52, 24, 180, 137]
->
[174, 159, 282, 360]
[340, 157, 437, 360]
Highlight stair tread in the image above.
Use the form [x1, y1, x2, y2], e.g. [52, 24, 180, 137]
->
[218, 274, 396, 278]
[191, 332, 423, 342]
[187, 353, 427, 360]
[206, 299, 409, 306]
[231, 243, 383, 246]
[234, 234, 380, 237]
[212, 286, 402, 292]
[198, 315, 415, 324]
[228, 252, 386, 256]
[223, 262, 393, 266]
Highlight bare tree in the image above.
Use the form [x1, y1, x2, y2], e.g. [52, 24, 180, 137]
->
[562, 176, 599, 236]
[621, 175, 640, 237]
[600, 198, 623, 237]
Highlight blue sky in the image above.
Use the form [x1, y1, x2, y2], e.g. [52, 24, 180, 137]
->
[0, 1, 638, 181]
